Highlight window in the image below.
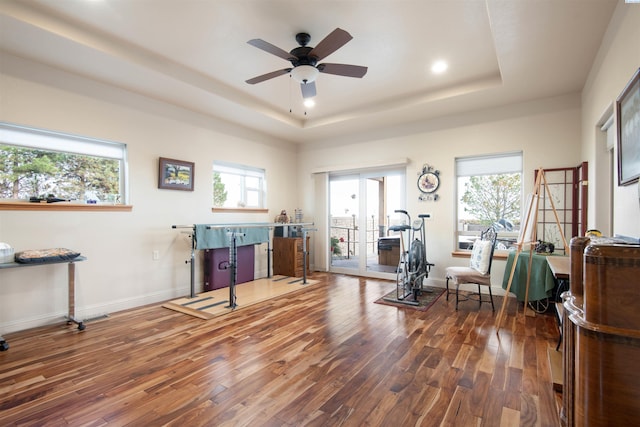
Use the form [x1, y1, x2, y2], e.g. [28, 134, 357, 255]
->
[0, 122, 127, 204]
[456, 152, 522, 251]
[213, 161, 266, 209]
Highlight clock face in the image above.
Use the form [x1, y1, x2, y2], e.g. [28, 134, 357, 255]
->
[418, 172, 439, 194]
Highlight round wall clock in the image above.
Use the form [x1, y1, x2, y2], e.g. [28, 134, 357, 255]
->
[418, 171, 440, 194]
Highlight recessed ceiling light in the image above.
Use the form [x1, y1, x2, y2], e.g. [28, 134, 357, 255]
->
[431, 60, 448, 74]
[304, 99, 315, 108]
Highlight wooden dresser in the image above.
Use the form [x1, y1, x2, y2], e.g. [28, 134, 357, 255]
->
[273, 236, 310, 277]
[561, 237, 640, 426]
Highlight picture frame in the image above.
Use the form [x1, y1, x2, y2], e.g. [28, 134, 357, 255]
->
[158, 157, 194, 191]
[616, 67, 640, 186]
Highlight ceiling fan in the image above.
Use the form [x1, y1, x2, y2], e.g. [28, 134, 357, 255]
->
[245, 28, 368, 99]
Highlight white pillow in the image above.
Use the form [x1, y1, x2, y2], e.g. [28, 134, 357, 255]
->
[470, 240, 492, 274]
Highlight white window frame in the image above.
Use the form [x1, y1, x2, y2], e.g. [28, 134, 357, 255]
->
[213, 161, 266, 209]
[455, 151, 523, 252]
[0, 122, 128, 203]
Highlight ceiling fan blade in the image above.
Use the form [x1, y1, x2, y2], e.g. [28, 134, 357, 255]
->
[247, 39, 297, 61]
[301, 81, 316, 99]
[318, 63, 368, 78]
[308, 28, 353, 61]
[245, 68, 292, 84]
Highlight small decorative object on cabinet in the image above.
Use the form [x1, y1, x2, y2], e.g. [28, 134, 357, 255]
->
[273, 236, 310, 277]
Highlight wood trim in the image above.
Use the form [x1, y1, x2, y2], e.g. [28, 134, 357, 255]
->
[568, 312, 640, 339]
[0, 201, 132, 212]
[211, 207, 269, 214]
[451, 251, 508, 261]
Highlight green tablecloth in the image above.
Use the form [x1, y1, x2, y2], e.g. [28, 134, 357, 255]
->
[501, 251, 557, 302]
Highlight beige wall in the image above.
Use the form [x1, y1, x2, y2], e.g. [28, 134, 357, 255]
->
[0, 55, 300, 333]
[298, 94, 583, 290]
[582, 1, 640, 238]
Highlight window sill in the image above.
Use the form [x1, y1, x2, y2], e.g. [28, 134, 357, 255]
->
[0, 201, 132, 212]
[212, 207, 269, 214]
[451, 251, 508, 261]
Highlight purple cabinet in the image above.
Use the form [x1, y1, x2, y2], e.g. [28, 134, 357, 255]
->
[203, 245, 255, 291]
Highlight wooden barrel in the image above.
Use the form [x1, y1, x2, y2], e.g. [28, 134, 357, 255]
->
[583, 243, 640, 328]
[572, 242, 640, 426]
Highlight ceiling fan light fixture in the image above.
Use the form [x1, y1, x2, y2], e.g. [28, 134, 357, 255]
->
[304, 99, 315, 108]
[291, 65, 319, 83]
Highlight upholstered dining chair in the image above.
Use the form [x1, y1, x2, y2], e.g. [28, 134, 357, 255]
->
[445, 226, 498, 311]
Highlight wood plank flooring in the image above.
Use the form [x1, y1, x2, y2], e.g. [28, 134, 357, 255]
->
[0, 273, 561, 426]
[163, 275, 320, 320]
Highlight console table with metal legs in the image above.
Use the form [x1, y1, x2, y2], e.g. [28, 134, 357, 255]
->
[0, 256, 87, 351]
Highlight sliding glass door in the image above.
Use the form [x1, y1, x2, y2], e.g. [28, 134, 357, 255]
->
[329, 168, 405, 278]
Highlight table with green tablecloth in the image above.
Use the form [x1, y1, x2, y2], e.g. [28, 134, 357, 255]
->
[501, 250, 557, 302]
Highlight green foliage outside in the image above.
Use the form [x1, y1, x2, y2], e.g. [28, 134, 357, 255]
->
[0, 144, 120, 201]
[212, 172, 227, 207]
[461, 174, 521, 226]
[330, 237, 343, 257]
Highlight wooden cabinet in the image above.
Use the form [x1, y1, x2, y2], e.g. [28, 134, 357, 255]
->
[273, 237, 310, 277]
[561, 237, 640, 426]
[378, 236, 400, 266]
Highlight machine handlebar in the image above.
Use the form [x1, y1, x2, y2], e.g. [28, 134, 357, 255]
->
[389, 224, 411, 232]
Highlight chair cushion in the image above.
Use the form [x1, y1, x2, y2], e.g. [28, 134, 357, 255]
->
[470, 240, 492, 274]
[445, 266, 492, 286]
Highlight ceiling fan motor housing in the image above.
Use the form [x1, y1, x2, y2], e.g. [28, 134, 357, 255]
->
[290, 46, 317, 67]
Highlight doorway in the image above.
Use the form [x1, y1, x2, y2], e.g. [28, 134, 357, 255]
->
[328, 169, 405, 278]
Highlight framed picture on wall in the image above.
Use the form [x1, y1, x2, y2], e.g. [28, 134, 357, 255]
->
[616, 67, 640, 186]
[158, 157, 195, 191]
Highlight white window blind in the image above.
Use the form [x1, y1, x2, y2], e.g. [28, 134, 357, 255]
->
[0, 122, 126, 160]
[456, 152, 522, 176]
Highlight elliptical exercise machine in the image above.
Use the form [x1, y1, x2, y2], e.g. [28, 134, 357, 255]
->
[387, 210, 434, 305]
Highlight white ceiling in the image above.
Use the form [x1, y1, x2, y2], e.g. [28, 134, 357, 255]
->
[0, 0, 618, 144]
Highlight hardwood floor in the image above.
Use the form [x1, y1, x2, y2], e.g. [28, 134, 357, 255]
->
[0, 273, 561, 426]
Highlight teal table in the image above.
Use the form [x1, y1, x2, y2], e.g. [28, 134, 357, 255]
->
[501, 251, 556, 302]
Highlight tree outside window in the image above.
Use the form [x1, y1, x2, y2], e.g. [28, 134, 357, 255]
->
[213, 172, 227, 207]
[0, 145, 121, 202]
[461, 174, 520, 226]
[1, 122, 126, 203]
